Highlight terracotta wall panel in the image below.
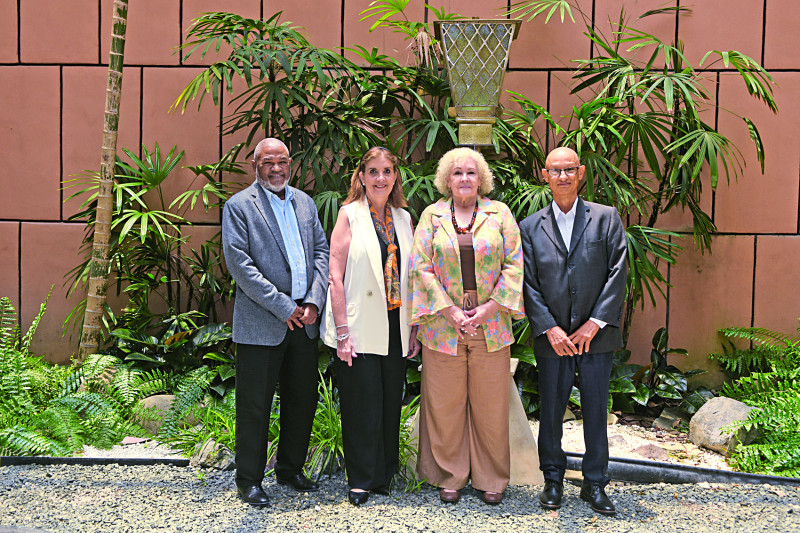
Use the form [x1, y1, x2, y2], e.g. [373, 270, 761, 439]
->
[182, 0, 262, 66]
[141, 67, 221, 223]
[61, 66, 142, 218]
[668, 235, 754, 387]
[679, 0, 763, 68]
[20, 0, 99, 64]
[0, 222, 20, 309]
[0, 0, 18, 63]
[764, 0, 800, 69]
[343, 0, 425, 65]
[440, 0, 507, 19]
[0, 66, 61, 221]
[102, 0, 180, 65]
[275, 0, 343, 51]
[20, 223, 86, 363]
[510, 0, 590, 70]
[753, 236, 800, 335]
[715, 72, 800, 234]
[501, 70, 550, 157]
[625, 264, 668, 366]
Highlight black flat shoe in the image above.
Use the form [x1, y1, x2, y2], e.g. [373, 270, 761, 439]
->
[539, 480, 563, 509]
[348, 490, 370, 506]
[373, 485, 391, 496]
[276, 473, 319, 492]
[580, 483, 616, 516]
[237, 484, 270, 506]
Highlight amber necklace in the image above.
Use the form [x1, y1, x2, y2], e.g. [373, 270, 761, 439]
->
[451, 201, 478, 234]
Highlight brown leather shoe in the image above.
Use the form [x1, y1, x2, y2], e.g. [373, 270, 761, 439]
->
[481, 491, 503, 505]
[439, 488, 460, 503]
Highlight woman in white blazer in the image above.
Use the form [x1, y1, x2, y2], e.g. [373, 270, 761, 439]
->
[322, 147, 420, 505]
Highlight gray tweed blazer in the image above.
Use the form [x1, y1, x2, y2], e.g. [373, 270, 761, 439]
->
[222, 182, 329, 346]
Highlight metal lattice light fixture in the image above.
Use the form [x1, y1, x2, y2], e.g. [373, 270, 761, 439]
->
[434, 19, 521, 146]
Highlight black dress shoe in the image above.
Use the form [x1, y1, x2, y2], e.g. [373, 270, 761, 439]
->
[276, 473, 319, 492]
[580, 483, 616, 516]
[539, 480, 563, 509]
[348, 490, 370, 506]
[237, 484, 270, 506]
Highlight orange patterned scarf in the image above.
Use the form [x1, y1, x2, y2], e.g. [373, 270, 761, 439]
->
[368, 200, 401, 311]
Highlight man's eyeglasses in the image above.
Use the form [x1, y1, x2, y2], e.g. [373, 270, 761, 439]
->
[544, 167, 580, 178]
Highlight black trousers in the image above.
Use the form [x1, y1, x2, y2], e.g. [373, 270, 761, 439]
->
[536, 351, 613, 486]
[235, 328, 319, 486]
[335, 308, 405, 490]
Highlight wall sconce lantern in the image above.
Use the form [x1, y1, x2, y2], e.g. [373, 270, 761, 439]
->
[434, 19, 521, 146]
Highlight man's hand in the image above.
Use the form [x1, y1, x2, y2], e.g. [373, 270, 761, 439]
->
[299, 303, 318, 325]
[546, 326, 578, 356]
[568, 320, 600, 355]
[286, 305, 304, 330]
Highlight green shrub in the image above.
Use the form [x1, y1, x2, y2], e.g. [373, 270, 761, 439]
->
[712, 323, 800, 477]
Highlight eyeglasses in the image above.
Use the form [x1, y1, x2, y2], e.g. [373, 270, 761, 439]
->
[544, 167, 580, 177]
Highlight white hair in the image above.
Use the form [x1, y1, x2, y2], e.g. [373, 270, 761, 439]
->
[253, 138, 290, 160]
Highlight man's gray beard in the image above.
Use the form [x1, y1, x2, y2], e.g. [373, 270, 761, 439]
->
[255, 167, 288, 193]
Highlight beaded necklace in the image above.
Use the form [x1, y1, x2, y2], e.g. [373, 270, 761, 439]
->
[451, 201, 478, 234]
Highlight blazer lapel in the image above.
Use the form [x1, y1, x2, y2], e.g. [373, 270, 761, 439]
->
[568, 197, 590, 258]
[435, 199, 460, 253]
[290, 186, 313, 263]
[542, 205, 568, 257]
[356, 199, 385, 290]
[470, 197, 497, 235]
[253, 184, 290, 264]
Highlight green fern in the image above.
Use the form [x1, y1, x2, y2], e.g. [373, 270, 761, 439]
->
[715, 321, 800, 477]
[159, 366, 215, 439]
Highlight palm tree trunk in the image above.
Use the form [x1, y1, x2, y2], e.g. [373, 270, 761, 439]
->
[78, 0, 129, 361]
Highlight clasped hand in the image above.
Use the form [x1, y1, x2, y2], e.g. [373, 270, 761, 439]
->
[546, 321, 600, 356]
[286, 303, 318, 330]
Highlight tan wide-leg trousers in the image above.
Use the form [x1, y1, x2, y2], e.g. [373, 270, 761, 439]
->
[416, 327, 511, 493]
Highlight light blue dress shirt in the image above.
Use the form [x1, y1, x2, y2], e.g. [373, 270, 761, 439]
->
[261, 184, 308, 301]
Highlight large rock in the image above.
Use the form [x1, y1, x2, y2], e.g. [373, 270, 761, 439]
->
[689, 397, 759, 456]
[190, 439, 235, 470]
[136, 394, 200, 435]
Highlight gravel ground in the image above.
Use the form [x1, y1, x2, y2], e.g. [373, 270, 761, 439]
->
[1, 463, 799, 533]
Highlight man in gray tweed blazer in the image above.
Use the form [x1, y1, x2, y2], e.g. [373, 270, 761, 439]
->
[520, 147, 627, 516]
[222, 138, 329, 506]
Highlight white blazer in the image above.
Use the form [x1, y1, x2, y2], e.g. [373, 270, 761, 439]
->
[322, 198, 413, 356]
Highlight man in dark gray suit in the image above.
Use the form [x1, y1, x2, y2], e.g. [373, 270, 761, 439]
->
[520, 147, 627, 516]
[222, 138, 329, 506]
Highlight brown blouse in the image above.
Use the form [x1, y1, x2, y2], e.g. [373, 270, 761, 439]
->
[457, 233, 477, 291]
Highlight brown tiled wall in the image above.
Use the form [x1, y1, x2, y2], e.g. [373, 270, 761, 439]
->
[1, 1, 798, 382]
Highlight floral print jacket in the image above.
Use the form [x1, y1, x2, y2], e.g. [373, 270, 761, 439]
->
[408, 197, 525, 355]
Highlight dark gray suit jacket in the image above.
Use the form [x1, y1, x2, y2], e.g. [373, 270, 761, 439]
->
[519, 198, 627, 358]
[222, 182, 329, 346]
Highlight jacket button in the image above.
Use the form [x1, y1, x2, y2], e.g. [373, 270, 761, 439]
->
[570, 288, 577, 294]
[366, 290, 373, 296]
[571, 313, 578, 319]
[568, 262, 575, 269]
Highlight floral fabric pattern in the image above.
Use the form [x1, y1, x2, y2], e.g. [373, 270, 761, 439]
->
[408, 197, 525, 355]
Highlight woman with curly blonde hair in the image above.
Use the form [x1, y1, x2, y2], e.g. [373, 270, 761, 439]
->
[408, 147, 525, 505]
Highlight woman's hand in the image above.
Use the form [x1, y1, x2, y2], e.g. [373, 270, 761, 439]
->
[463, 299, 501, 330]
[407, 326, 421, 358]
[336, 334, 358, 367]
[442, 305, 470, 340]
